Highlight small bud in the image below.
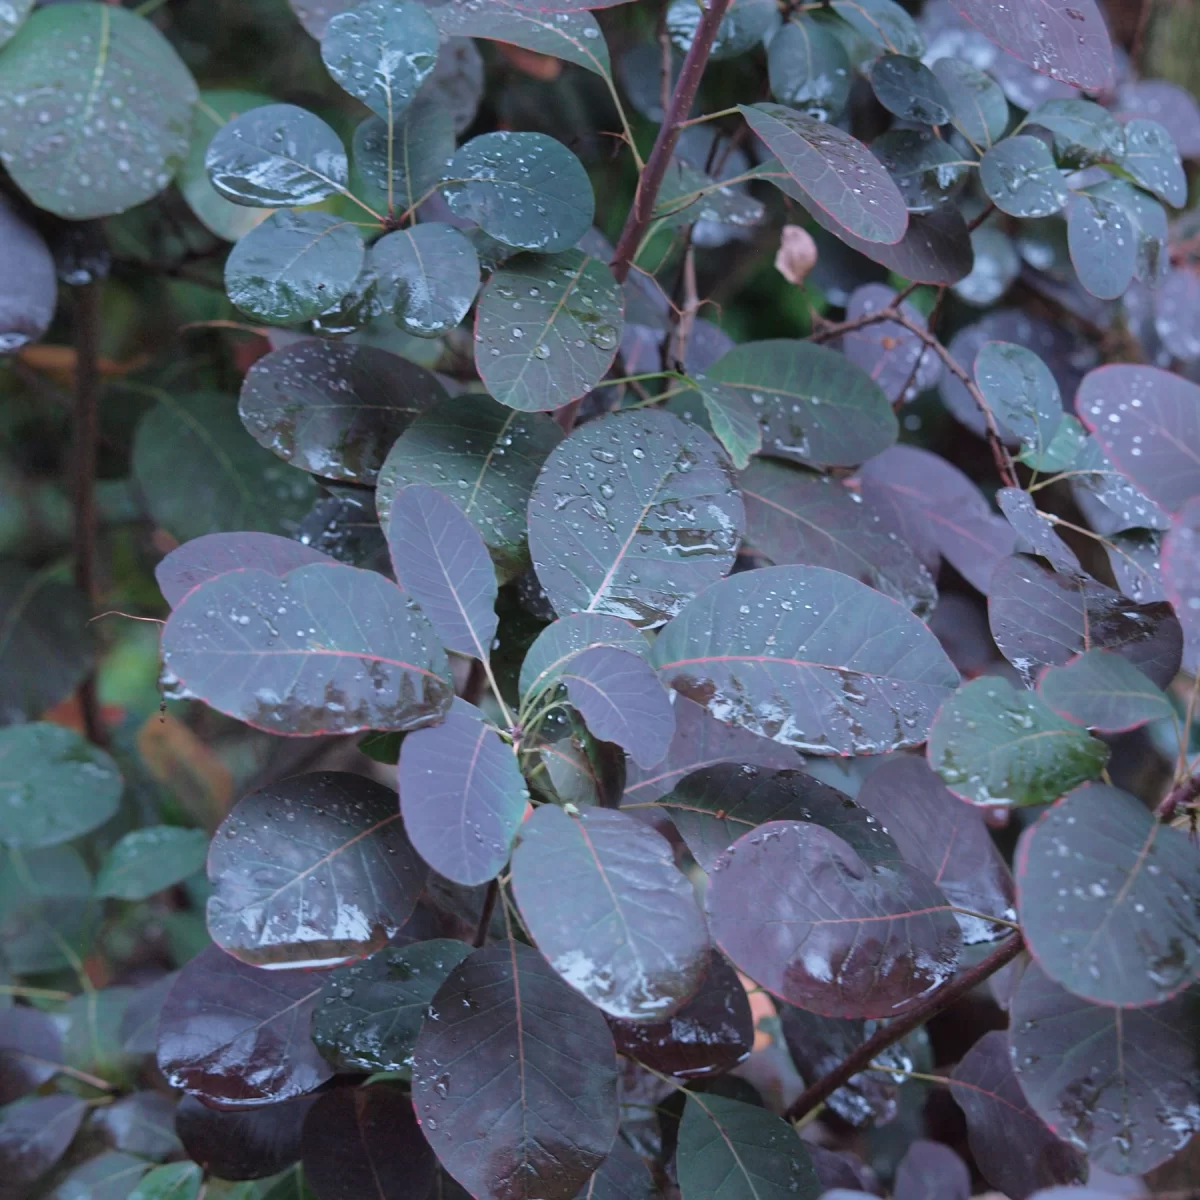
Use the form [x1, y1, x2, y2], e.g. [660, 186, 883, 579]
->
[774, 224, 818, 286]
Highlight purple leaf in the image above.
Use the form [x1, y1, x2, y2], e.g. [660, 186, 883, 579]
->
[398, 701, 529, 885]
[157, 944, 332, 1106]
[0, 1006, 62, 1104]
[857, 756, 1016, 944]
[953, 0, 1114, 91]
[1067, 190, 1136, 300]
[573, 1138, 655, 1200]
[809, 1147, 877, 1194]
[560, 645, 675, 769]
[706, 820, 961, 1018]
[651, 565, 959, 754]
[160, 562, 454, 735]
[0, 194, 55, 354]
[411, 943, 619, 1200]
[175, 1093, 313, 1180]
[1017, 782, 1200, 1007]
[0, 1093, 86, 1193]
[1077, 364, 1200, 514]
[1116, 80, 1200, 159]
[893, 1140, 970, 1200]
[996, 489, 1080, 574]
[93, 1091, 180, 1160]
[1154, 268, 1200, 362]
[386, 483, 498, 660]
[950, 1030, 1085, 1200]
[519, 613, 649, 703]
[207, 772, 426, 968]
[512, 805, 709, 1019]
[1164, 496, 1200, 673]
[739, 104, 907, 245]
[1037, 648, 1173, 733]
[842, 283, 942, 404]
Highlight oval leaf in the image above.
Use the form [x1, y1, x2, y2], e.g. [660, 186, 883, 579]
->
[869, 54, 951, 125]
[1164, 496, 1200, 673]
[1037, 648, 1173, 733]
[767, 18, 851, 123]
[1118, 118, 1186, 207]
[95, 827, 208, 900]
[352, 95, 455, 215]
[932, 58, 1009, 149]
[520, 612, 649, 705]
[974, 341, 1062, 456]
[0, 195, 55, 353]
[979, 135, 1068, 219]
[1066, 190, 1136, 301]
[373, 223, 480, 338]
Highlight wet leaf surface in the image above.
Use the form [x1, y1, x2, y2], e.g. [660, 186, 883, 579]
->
[680, 375, 761, 471]
[0, 722, 121, 848]
[1066, 190, 1136, 301]
[842, 282, 941, 405]
[512, 805, 709, 1019]
[157, 943, 332, 1106]
[0, 194, 55, 353]
[574, 1138, 655, 1200]
[1027, 98, 1124, 166]
[0, 4, 196, 218]
[979, 136, 1067, 219]
[519, 613, 648, 703]
[207, 772, 426, 968]
[872, 129, 968, 216]
[0, 0, 31, 48]
[351, 96, 455, 215]
[1155, 269, 1200, 361]
[1017, 782, 1200, 1007]
[1118, 118, 1186, 208]
[974, 342, 1061, 458]
[95, 825, 208, 900]
[528, 409, 742, 628]
[175, 1094, 313, 1181]
[411, 942, 619, 1200]
[0, 1005, 62, 1104]
[312, 938, 472, 1073]
[830, 0, 922, 54]
[128, 1161, 202, 1200]
[706, 820, 961, 1018]
[995, 489, 1080, 574]
[1038, 648, 1173, 733]
[869, 54, 951, 125]
[372, 223, 480, 338]
[0, 1093, 87, 1193]
[161, 562, 453, 735]
[928, 675, 1108, 808]
[767, 18, 850, 123]
[1164, 496, 1200, 673]
[931, 58, 1008, 149]
[399, 702, 528, 885]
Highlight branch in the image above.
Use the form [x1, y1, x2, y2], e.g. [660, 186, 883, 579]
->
[609, 0, 734, 284]
[1157, 772, 1200, 822]
[782, 933, 1025, 1125]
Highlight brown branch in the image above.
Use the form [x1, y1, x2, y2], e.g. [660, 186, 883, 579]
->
[1157, 773, 1200, 822]
[783, 933, 1025, 1125]
[609, 0, 734, 284]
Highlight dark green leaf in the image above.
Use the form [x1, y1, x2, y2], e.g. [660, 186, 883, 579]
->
[869, 54, 951, 125]
[0, 0, 31, 48]
[974, 340, 1062, 456]
[1118, 118, 1186, 207]
[931, 57, 1008, 149]
[372, 223, 480, 337]
[979, 135, 1067, 218]
[94, 827, 209, 900]
[831, 0, 922, 55]
[1067, 190, 1136, 300]
[685, 374, 761, 469]
[574, 1138, 656, 1200]
[129, 1162, 202, 1200]
[52, 1151, 150, 1200]
[766, 18, 851, 123]
[872, 129, 969, 215]
[352, 96, 454, 215]
[0, 845, 92, 974]
[667, 0, 776, 62]
[653, 158, 764, 230]
[1018, 412, 1087, 473]
[1025, 97, 1124, 166]
[1037, 648, 1173, 733]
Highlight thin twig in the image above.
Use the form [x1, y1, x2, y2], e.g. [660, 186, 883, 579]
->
[1156, 772, 1200, 822]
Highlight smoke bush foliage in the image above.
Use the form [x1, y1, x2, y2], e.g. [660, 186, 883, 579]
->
[2, 0, 1200, 1196]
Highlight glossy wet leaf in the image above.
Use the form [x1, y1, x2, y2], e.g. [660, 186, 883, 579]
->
[0, 194, 55, 353]
[475, 250, 622, 413]
[841, 282, 941, 405]
[513, 805, 708, 1018]
[372, 224, 480, 339]
[95, 826, 207, 900]
[1066, 190, 1136, 301]
[830, 0, 922, 55]
[574, 1138, 655, 1200]
[1038, 649, 1172, 734]
[980, 136, 1067, 219]
[0, 1093, 87, 1194]
[206, 103, 348, 207]
[767, 18, 850, 123]
[225, 211, 364, 325]
[161, 562, 453, 735]
[207, 772, 425, 968]
[953, 0, 1113, 90]
[240, 340, 447, 485]
[928, 676, 1108, 808]
[1026, 98, 1124, 167]
[974, 341, 1061, 457]
[0, 1005, 62, 1104]
[442, 131, 593, 253]
[676, 1092, 820, 1200]
[411, 942, 619, 1200]
[1077, 364, 1200, 514]
[399, 702, 528, 885]
[129, 1162, 202, 1200]
[996, 489, 1079, 574]
[931, 58, 1008, 149]
[312, 938, 472, 1073]
[870, 55, 951, 125]
[133, 391, 318, 543]
[706, 339, 897, 469]
[174, 1092, 312, 1180]
[528, 409, 742, 628]
[351, 95, 454, 215]
[519, 613, 646, 704]
[707, 820, 960, 1018]
[739, 103, 907, 245]
[0, 3, 197, 219]
[1010, 962, 1200, 1175]
[1164, 497, 1200, 674]
[1019, 413, 1087, 474]
[0, 0, 31, 48]
[872, 129, 968, 216]
[666, 0, 775, 62]
[321, 0, 438, 122]
[654, 158, 764, 231]
[157, 943, 333, 1105]
[1118, 119, 1186, 208]
[1116, 78, 1200, 159]
[1018, 782, 1200, 1007]
[857, 756, 1016, 944]
[741, 458, 936, 617]
[0, 722, 121, 848]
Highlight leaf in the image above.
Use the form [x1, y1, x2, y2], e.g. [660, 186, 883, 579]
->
[858, 445, 1018, 593]
[520, 613, 647, 703]
[160, 561, 454, 735]
[654, 158, 765, 231]
[869, 55, 951, 125]
[979, 136, 1068, 218]
[989, 554, 1183, 688]
[312, 938, 472, 1073]
[0, 1093, 87, 1194]
[1066, 190, 1136, 301]
[291, 0, 356, 37]
[857, 756, 1016, 944]
[321, 0, 439, 122]
[953, 0, 1114, 91]
[512, 805, 708, 1018]
[398, 702, 528, 885]
[352, 96, 455, 215]
[681, 375, 760, 469]
[739, 103, 908, 245]
[931, 58, 1009, 149]
[676, 1093, 820, 1200]
[575, 1139, 656, 1200]
[133, 392, 317, 543]
[94, 1090, 181, 1160]
[0, 4, 196, 218]
[0, 1005, 62, 1105]
[1069, 435, 1171, 536]
[893, 1142, 970, 1200]
[707, 820, 961, 1018]
[442, 131, 594, 253]
[130, 1162, 203, 1200]
[175, 1092, 312, 1180]
[1011, 962, 1200, 1175]
[0, 194, 55, 353]
[377, 394, 563, 584]
[52, 1151, 150, 1200]
[240, 340, 448, 485]
[1164, 497, 1200, 674]
[872, 129, 969, 215]
[1019, 413, 1087, 474]
[1038, 648, 1173, 734]
[1018, 782, 1200, 1007]
[830, 0, 923, 55]
[1155, 269, 1200, 361]
[527, 409, 742, 628]
[767, 18, 851, 123]
[974, 341, 1062, 457]
[666, 0, 776, 62]
[841, 282, 941, 405]
[411, 942, 619, 1200]
[475, 250, 623, 412]
[1118, 118, 1186, 207]
[0, 0, 31, 48]
[95, 826, 207, 900]
[705, 339, 897, 469]
[225, 211, 365, 325]
[0, 845, 92, 974]
[0, 723, 121, 849]
[740, 458, 936, 617]
[995, 488, 1080, 575]
[1077, 364, 1200, 514]
[927, 676, 1108, 808]
[157, 943, 333, 1106]
[953, 225, 1020, 307]
[372, 223, 480, 338]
